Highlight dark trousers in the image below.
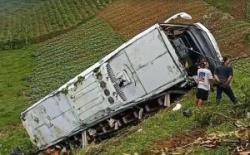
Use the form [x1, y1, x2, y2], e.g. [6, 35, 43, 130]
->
[216, 85, 237, 104]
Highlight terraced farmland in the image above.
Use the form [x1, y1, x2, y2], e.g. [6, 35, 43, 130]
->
[0, 17, 124, 154]
[0, 0, 44, 12]
[99, 0, 250, 57]
[30, 17, 124, 102]
[98, 0, 209, 39]
[0, 0, 113, 50]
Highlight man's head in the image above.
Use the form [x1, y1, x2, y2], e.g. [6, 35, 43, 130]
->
[199, 59, 209, 68]
[223, 56, 230, 66]
[205, 61, 209, 68]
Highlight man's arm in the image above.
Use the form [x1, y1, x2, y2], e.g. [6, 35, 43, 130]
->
[208, 70, 214, 85]
[194, 70, 199, 84]
[225, 75, 233, 86]
[214, 68, 220, 83]
[225, 67, 233, 86]
[214, 74, 220, 83]
[209, 79, 214, 85]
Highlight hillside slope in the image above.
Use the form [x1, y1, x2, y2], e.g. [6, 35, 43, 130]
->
[79, 58, 250, 155]
[0, 17, 124, 154]
[30, 17, 124, 102]
[98, 0, 250, 57]
[0, 0, 113, 50]
[0, 0, 249, 154]
[0, 48, 34, 154]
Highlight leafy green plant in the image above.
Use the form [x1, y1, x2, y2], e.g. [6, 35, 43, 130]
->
[0, 0, 114, 50]
[30, 17, 124, 102]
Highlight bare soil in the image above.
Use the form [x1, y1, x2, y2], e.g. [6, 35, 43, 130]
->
[99, 0, 250, 57]
[231, 0, 247, 19]
[142, 129, 205, 155]
[98, 0, 207, 39]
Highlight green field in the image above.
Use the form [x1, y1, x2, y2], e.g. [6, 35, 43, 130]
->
[0, 0, 44, 12]
[0, 17, 124, 154]
[30, 17, 124, 102]
[0, 0, 113, 50]
[0, 49, 32, 129]
[0, 48, 34, 154]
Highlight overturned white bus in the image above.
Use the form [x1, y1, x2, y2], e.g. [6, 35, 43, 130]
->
[21, 12, 222, 151]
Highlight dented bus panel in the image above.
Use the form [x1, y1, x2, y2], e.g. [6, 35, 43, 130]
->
[21, 16, 222, 150]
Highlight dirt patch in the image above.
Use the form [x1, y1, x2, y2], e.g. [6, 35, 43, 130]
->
[142, 129, 205, 155]
[231, 0, 247, 19]
[99, 0, 250, 57]
[98, 0, 207, 39]
[141, 125, 250, 155]
[0, 132, 7, 139]
[0, 124, 23, 140]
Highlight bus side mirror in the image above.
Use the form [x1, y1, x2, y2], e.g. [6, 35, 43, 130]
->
[164, 12, 192, 23]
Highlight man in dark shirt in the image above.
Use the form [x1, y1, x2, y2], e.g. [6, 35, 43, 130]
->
[214, 56, 237, 104]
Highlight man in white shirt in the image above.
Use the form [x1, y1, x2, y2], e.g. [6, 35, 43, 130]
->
[195, 60, 213, 107]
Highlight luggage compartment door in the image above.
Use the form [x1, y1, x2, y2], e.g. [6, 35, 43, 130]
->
[125, 28, 184, 93]
[22, 94, 80, 148]
[68, 74, 110, 124]
[107, 52, 147, 103]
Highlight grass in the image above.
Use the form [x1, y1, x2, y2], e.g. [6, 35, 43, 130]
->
[79, 58, 250, 155]
[0, 0, 113, 50]
[204, 0, 233, 13]
[0, 128, 33, 155]
[205, 0, 250, 21]
[0, 17, 124, 154]
[0, 47, 34, 154]
[0, 48, 33, 129]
